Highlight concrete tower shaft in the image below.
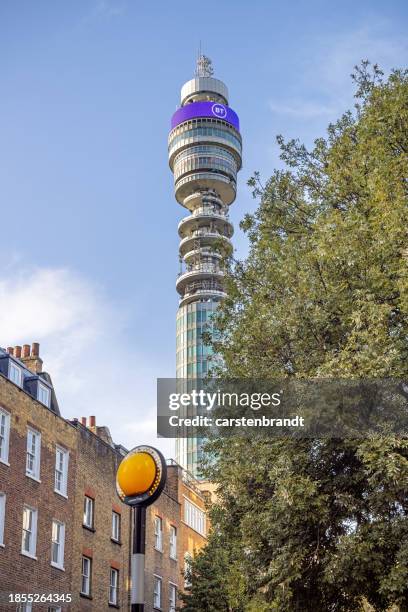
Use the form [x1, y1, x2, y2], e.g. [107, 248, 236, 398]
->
[169, 57, 242, 475]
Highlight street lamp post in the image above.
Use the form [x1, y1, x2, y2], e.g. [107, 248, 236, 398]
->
[116, 445, 167, 612]
[131, 506, 146, 612]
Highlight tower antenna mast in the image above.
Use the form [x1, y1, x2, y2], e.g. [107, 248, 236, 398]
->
[195, 47, 214, 77]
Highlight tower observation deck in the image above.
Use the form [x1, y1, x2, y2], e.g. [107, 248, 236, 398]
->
[168, 56, 242, 475]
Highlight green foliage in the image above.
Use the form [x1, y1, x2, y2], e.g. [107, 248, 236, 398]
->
[183, 63, 408, 611]
[178, 533, 244, 612]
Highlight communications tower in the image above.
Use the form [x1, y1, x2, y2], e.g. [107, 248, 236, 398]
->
[168, 56, 242, 475]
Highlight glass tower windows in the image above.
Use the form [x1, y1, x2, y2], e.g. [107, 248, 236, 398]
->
[169, 124, 242, 158]
[174, 155, 237, 182]
[176, 302, 217, 378]
[174, 144, 236, 163]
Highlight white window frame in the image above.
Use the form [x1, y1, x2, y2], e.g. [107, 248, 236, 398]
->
[26, 427, 41, 481]
[8, 360, 22, 387]
[81, 555, 92, 596]
[169, 582, 177, 612]
[83, 496, 94, 529]
[17, 605, 32, 612]
[169, 525, 177, 560]
[38, 381, 51, 407]
[54, 446, 69, 498]
[21, 505, 38, 559]
[109, 567, 119, 605]
[0, 407, 10, 465]
[183, 497, 206, 536]
[51, 520, 65, 570]
[48, 607, 62, 612]
[154, 516, 163, 552]
[153, 575, 162, 610]
[0, 493, 5, 546]
[112, 511, 121, 542]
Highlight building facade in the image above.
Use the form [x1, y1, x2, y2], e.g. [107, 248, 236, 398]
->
[0, 343, 207, 611]
[0, 344, 77, 612]
[144, 461, 207, 612]
[70, 419, 132, 611]
[168, 56, 242, 476]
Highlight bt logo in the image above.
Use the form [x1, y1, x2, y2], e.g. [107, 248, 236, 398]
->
[211, 103, 227, 119]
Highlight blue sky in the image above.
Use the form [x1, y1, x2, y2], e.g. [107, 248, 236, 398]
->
[0, 0, 407, 456]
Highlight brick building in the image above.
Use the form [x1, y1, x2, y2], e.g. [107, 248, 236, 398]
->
[144, 461, 207, 612]
[70, 419, 132, 611]
[0, 344, 208, 611]
[0, 343, 77, 612]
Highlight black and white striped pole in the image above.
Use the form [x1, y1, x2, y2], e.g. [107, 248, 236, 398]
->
[116, 445, 167, 612]
[131, 505, 146, 611]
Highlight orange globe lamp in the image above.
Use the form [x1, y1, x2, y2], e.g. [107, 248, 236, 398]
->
[116, 445, 167, 507]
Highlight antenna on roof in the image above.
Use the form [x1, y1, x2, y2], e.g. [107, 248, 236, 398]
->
[195, 44, 214, 78]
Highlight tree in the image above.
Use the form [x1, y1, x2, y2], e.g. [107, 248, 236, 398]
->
[184, 63, 408, 611]
[178, 531, 245, 612]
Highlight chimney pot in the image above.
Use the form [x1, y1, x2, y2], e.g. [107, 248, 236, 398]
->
[14, 346, 22, 358]
[80, 417, 86, 426]
[7, 347, 14, 356]
[19, 342, 42, 373]
[89, 416, 96, 428]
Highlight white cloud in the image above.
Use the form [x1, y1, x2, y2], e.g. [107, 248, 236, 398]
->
[0, 261, 174, 458]
[319, 22, 408, 94]
[269, 21, 408, 123]
[91, 0, 127, 19]
[74, 0, 127, 31]
[269, 100, 336, 118]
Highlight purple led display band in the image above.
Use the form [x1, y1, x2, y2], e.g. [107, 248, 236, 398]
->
[171, 101, 240, 132]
